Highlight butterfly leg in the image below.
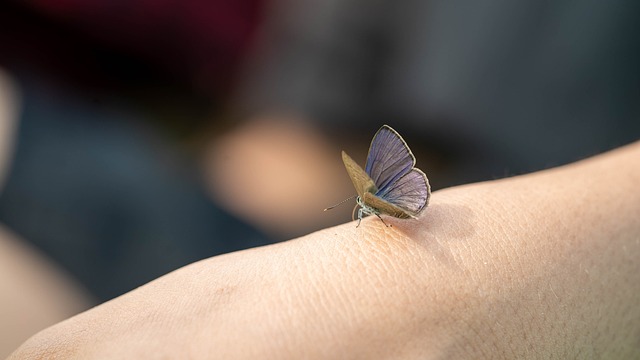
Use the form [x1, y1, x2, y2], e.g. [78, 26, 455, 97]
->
[356, 208, 364, 228]
[375, 213, 391, 227]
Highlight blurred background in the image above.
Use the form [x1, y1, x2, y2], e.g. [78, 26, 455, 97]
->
[1, 0, 639, 355]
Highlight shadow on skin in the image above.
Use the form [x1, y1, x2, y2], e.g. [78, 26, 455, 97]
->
[338, 195, 477, 272]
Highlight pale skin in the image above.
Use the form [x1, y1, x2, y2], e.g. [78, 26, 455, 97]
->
[8, 140, 640, 359]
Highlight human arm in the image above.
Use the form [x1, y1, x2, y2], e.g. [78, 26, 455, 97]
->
[9, 140, 640, 359]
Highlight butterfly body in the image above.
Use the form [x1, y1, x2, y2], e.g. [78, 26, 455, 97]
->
[341, 125, 430, 225]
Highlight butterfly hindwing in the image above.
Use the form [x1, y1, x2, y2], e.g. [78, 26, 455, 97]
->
[362, 192, 414, 219]
[375, 168, 430, 216]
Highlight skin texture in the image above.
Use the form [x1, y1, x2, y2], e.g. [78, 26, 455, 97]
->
[8, 141, 640, 359]
[0, 226, 93, 359]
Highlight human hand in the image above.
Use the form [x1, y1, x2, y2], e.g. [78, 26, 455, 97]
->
[9, 141, 640, 359]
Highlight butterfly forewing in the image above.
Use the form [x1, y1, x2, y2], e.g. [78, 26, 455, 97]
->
[365, 125, 415, 193]
[342, 151, 376, 198]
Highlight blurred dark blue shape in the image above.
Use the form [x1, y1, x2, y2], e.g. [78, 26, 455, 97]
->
[0, 80, 271, 302]
[241, 0, 640, 184]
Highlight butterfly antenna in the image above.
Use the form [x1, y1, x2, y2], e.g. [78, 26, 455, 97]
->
[324, 196, 356, 212]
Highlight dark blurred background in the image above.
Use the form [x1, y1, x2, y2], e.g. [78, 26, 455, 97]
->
[0, 0, 639, 308]
[0, 0, 274, 303]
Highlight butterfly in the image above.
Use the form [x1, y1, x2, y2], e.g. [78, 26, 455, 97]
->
[327, 125, 431, 226]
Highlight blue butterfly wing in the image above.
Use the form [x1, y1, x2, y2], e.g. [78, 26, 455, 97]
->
[376, 168, 430, 216]
[365, 125, 414, 193]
